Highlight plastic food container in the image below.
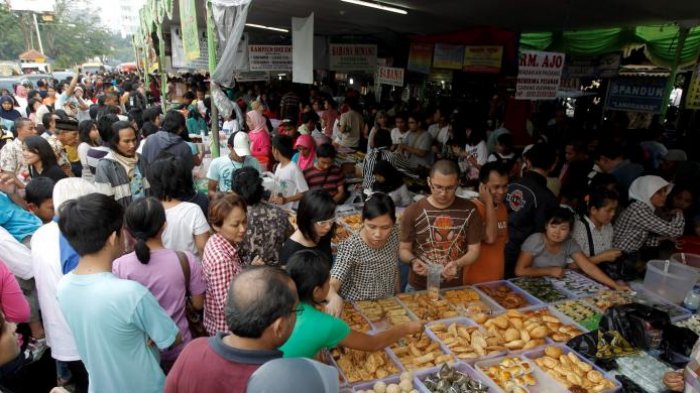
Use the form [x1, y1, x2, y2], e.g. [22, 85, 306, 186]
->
[552, 299, 603, 331]
[612, 351, 674, 393]
[396, 291, 461, 322]
[353, 298, 416, 331]
[509, 277, 574, 303]
[326, 346, 402, 387]
[670, 252, 700, 272]
[352, 374, 418, 393]
[388, 331, 454, 372]
[523, 344, 621, 393]
[414, 362, 500, 393]
[547, 270, 605, 298]
[440, 285, 505, 319]
[474, 355, 562, 393]
[426, 317, 507, 363]
[629, 282, 691, 322]
[476, 280, 543, 310]
[643, 260, 700, 304]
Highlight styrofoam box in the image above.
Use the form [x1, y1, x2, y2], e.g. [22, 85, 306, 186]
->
[522, 344, 621, 393]
[474, 354, 564, 393]
[426, 317, 507, 363]
[475, 280, 544, 310]
[414, 361, 501, 393]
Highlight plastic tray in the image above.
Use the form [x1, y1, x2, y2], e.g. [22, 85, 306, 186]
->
[474, 354, 563, 393]
[546, 270, 606, 298]
[353, 298, 417, 331]
[325, 346, 403, 387]
[551, 299, 604, 331]
[629, 282, 692, 322]
[414, 361, 501, 393]
[440, 285, 506, 317]
[395, 290, 463, 322]
[476, 280, 544, 310]
[387, 330, 454, 372]
[612, 351, 674, 393]
[319, 349, 349, 388]
[509, 277, 577, 303]
[523, 344, 621, 393]
[352, 374, 418, 393]
[426, 317, 507, 362]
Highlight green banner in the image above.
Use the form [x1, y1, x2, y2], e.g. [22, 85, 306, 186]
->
[179, 0, 200, 61]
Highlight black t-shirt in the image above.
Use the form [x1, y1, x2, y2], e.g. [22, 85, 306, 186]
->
[30, 164, 67, 183]
[279, 237, 332, 266]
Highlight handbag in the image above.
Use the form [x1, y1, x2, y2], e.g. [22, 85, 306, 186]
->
[175, 251, 207, 338]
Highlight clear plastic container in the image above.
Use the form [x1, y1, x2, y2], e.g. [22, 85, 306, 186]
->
[425, 317, 507, 363]
[474, 355, 562, 393]
[427, 264, 444, 301]
[476, 280, 543, 310]
[414, 362, 500, 393]
[670, 252, 700, 271]
[643, 260, 700, 304]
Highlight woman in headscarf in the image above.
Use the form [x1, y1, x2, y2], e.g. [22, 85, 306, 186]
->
[613, 175, 685, 263]
[0, 96, 21, 124]
[245, 109, 271, 171]
[292, 134, 316, 171]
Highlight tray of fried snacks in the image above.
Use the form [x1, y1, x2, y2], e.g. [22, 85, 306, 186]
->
[476, 281, 542, 310]
[552, 300, 603, 331]
[415, 362, 499, 393]
[525, 345, 620, 393]
[339, 213, 363, 232]
[389, 333, 455, 372]
[441, 286, 505, 321]
[352, 371, 419, 393]
[475, 355, 553, 393]
[342, 303, 372, 333]
[396, 292, 460, 322]
[332, 224, 352, 244]
[547, 270, 605, 298]
[477, 310, 548, 353]
[581, 290, 633, 311]
[509, 277, 574, 303]
[427, 318, 508, 362]
[355, 298, 414, 331]
[331, 347, 401, 385]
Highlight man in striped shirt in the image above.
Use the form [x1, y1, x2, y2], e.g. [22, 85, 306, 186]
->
[303, 143, 346, 203]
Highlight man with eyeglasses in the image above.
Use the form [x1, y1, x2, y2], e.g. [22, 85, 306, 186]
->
[399, 160, 482, 291]
[166, 266, 300, 393]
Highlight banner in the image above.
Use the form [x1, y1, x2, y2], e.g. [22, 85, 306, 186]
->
[329, 44, 377, 71]
[463, 46, 503, 73]
[433, 43, 464, 70]
[687, 63, 700, 110]
[604, 76, 668, 113]
[235, 71, 270, 82]
[377, 66, 404, 87]
[179, 0, 200, 61]
[563, 53, 621, 79]
[249, 45, 292, 71]
[407, 43, 432, 74]
[292, 13, 314, 84]
[515, 50, 565, 100]
[7, 0, 55, 12]
[170, 27, 208, 70]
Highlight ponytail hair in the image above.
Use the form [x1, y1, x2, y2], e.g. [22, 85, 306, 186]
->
[125, 197, 166, 264]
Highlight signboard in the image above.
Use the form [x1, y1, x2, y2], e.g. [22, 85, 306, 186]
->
[686, 63, 700, 110]
[407, 42, 432, 74]
[249, 45, 292, 71]
[605, 76, 668, 113]
[433, 43, 464, 70]
[329, 44, 377, 71]
[7, 0, 55, 12]
[179, 0, 200, 61]
[515, 50, 565, 100]
[563, 53, 621, 79]
[170, 27, 209, 70]
[234, 71, 270, 82]
[377, 66, 404, 87]
[463, 46, 503, 73]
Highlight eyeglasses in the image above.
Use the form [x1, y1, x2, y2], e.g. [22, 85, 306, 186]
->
[315, 217, 336, 226]
[429, 181, 458, 193]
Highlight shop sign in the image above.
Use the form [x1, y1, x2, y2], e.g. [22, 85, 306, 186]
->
[234, 71, 270, 82]
[407, 42, 433, 74]
[604, 76, 668, 113]
[329, 44, 377, 71]
[170, 27, 209, 70]
[433, 43, 464, 70]
[515, 50, 565, 100]
[463, 46, 503, 73]
[179, 0, 200, 61]
[377, 66, 404, 87]
[687, 63, 700, 110]
[249, 45, 292, 71]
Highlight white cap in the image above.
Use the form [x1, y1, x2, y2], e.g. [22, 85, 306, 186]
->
[230, 131, 251, 156]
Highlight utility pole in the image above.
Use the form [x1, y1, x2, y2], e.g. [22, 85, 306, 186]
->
[32, 12, 45, 54]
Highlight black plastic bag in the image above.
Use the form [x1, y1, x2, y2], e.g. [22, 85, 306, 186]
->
[598, 303, 669, 351]
[566, 331, 619, 371]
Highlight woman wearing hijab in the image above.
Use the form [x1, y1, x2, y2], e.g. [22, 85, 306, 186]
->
[0, 96, 21, 125]
[613, 175, 685, 269]
[292, 134, 316, 171]
[245, 110, 271, 171]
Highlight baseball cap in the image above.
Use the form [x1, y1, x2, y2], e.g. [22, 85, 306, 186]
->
[664, 149, 687, 162]
[228, 131, 251, 156]
[246, 358, 339, 393]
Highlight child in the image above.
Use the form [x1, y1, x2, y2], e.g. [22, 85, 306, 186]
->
[25, 177, 55, 224]
[515, 207, 627, 291]
[280, 249, 423, 358]
[270, 135, 308, 210]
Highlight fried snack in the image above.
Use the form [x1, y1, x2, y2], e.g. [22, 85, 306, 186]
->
[430, 322, 506, 360]
[478, 284, 530, 309]
[479, 309, 582, 351]
[533, 346, 616, 393]
[340, 213, 363, 232]
[479, 356, 537, 392]
[331, 225, 351, 244]
[397, 292, 459, 321]
[332, 347, 400, 384]
[356, 298, 411, 326]
[390, 335, 454, 370]
[443, 288, 496, 318]
[582, 290, 633, 311]
[341, 303, 371, 332]
[554, 300, 602, 326]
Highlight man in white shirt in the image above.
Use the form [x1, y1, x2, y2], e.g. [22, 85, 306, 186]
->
[390, 112, 409, 149]
[31, 178, 96, 391]
[206, 132, 261, 198]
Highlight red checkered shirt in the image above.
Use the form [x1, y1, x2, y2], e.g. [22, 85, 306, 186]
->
[202, 233, 243, 335]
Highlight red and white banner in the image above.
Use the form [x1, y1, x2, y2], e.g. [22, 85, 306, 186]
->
[516, 50, 565, 100]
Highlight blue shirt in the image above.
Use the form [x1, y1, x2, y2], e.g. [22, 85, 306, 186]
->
[0, 192, 41, 242]
[206, 155, 261, 192]
[57, 272, 179, 393]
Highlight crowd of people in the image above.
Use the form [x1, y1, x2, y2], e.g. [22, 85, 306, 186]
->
[0, 69, 699, 393]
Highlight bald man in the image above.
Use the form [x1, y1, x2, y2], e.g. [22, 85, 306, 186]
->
[165, 266, 299, 393]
